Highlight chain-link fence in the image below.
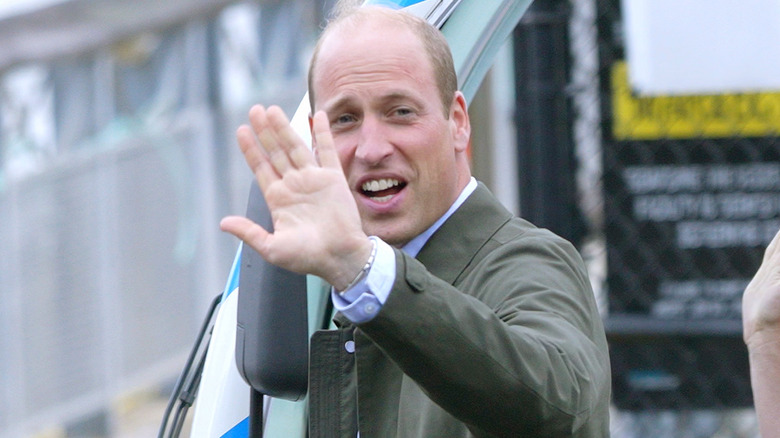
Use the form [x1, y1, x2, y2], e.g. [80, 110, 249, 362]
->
[565, 0, 773, 435]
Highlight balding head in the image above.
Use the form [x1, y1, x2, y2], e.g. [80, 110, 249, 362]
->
[308, 6, 457, 117]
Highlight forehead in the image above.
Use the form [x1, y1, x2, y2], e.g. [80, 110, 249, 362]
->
[311, 17, 435, 101]
[320, 12, 422, 55]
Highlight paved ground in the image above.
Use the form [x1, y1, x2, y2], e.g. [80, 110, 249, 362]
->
[116, 393, 192, 438]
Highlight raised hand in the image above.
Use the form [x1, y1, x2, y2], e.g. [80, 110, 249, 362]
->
[220, 105, 373, 290]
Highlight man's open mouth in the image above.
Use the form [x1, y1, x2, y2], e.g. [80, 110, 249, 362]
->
[360, 178, 406, 203]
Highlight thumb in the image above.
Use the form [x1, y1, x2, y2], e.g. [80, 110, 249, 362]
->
[220, 215, 271, 254]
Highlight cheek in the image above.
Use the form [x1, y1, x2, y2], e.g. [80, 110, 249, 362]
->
[337, 148, 350, 168]
[332, 138, 354, 168]
[416, 143, 459, 190]
[410, 133, 454, 168]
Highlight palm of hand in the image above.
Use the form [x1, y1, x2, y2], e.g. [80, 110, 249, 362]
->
[220, 105, 370, 288]
[261, 164, 363, 277]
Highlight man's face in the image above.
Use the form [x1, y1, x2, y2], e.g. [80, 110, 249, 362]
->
[311, 18, 470, 247]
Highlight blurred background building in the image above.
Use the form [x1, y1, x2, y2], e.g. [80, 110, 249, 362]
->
[0, 0, 774, 436]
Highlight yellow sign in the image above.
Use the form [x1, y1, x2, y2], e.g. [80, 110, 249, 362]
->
[611, 61, 780, 140]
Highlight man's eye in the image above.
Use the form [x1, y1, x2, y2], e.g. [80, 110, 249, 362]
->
[335, 114, 356, 125]
[394, 108, 413, 116]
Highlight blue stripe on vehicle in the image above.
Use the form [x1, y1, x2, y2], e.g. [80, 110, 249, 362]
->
[222, 244, 242, 300]
[220, 417, 249, 438]
[365, 0, 427, 8]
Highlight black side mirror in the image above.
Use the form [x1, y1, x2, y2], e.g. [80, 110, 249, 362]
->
[235, 182, 309, 401]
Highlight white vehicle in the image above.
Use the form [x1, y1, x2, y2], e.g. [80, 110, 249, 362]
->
[158, 1, 532, 436]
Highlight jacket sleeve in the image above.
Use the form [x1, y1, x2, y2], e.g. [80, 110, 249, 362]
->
[356, 228, 611, 437]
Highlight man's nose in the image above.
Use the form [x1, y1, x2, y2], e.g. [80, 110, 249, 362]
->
[354, 117, 393, 166]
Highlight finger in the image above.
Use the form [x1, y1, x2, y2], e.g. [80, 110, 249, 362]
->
[236, 125, 278, 191]
[311, 111, 342, 169]
[248, 105, 293, 175]
[266, 105, 316, 169]
[220, 215, 271, 255]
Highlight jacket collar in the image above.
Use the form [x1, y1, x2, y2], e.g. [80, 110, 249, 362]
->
[414, 182, 512, 285]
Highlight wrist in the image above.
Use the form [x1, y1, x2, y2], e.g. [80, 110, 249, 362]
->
[746, 326, 780, 353]
[331, 236, 376, 292]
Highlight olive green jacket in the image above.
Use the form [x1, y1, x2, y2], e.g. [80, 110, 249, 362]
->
[309, 183, 611, 437]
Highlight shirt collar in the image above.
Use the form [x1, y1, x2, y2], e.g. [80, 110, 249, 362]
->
[401, 177, 478, 258]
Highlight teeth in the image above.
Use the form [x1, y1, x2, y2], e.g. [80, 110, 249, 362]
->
[372, 195, 393, 203]
[361, 178, 400, 193]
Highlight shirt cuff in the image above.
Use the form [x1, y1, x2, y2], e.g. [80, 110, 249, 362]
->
[331, 237, 396, 323]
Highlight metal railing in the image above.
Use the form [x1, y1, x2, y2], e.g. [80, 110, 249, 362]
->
[0, 1, 318, 436]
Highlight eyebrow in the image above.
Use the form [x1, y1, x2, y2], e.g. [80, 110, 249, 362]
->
[379, 91, 424, 107]
[323, 90, 424, 114]
[322, 95, 357, 114]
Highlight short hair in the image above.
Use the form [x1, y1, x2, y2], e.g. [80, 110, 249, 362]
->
[307, 6, 458, 117]
[331, 0, 363, 17]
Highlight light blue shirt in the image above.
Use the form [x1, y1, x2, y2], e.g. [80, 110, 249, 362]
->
[332, 178, 478, 323]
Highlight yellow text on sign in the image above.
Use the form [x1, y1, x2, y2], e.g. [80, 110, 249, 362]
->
[611, 61, 780, 140]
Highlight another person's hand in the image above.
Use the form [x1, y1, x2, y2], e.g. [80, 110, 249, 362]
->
[220, 105, 373, 290]
[743, 227, 780, 349]
[744, 228, 780, 438]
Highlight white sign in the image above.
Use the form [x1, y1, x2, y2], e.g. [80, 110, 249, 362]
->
[622, 0, 780, 95]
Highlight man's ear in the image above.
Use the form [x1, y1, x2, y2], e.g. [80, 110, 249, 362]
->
[450, 91, 471, 153]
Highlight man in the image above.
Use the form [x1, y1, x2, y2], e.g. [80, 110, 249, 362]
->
[743, 227, 780, 438]
[220, 5, 611, 437]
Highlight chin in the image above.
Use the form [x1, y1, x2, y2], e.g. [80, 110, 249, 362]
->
[368, 228, 405, 247]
